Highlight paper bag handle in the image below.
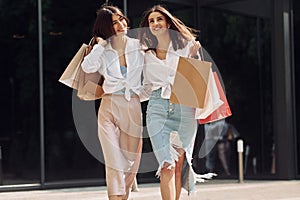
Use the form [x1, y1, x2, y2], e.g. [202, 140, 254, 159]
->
[199, 46, 205, 61]
[89, 37, 97, 46]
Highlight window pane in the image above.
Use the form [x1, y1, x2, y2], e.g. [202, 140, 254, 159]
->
[0, 0, 40, 185]
[43, 0, 106, 182]
[293, 0, 300, 176]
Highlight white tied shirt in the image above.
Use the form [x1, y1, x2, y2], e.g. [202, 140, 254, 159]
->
[141, 41, 223, 119]
[81, 37, 144, 101]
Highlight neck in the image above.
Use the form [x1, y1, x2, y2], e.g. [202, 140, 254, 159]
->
[111, 35, 127, 49]
[156, 34, 171, 51]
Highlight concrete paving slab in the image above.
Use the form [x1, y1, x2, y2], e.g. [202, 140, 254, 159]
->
[0, 180, 299, 200]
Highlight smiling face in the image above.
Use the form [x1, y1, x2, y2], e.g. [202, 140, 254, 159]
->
[148, 11, 170, 37]
[112, 14, 128, 36]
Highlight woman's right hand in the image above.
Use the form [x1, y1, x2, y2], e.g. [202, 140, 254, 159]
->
[96, 37, 107, 46]
[189, 40, 201, 59]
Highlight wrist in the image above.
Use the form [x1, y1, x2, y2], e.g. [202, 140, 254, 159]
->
[190, 54, 199, 59]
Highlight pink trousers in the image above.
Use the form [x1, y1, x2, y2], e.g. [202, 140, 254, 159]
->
[98, 94, 142, 199]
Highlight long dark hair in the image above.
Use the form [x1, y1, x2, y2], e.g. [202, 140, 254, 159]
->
[92, 5, 129, 40]
[139, 5, 197, 51]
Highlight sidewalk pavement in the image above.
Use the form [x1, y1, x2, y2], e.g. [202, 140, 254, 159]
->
[0, 180, 299, 200]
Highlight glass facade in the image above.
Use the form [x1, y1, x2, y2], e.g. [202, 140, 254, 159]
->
[0, 0, 298, 191]
[0, 0, 40, 185]
[294, 0, 300, 176]
[197, 7, 273, 177]
[42, 0, 105, 183]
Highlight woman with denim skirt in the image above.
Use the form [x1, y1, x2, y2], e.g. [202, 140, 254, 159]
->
[139, 5, 216, 200]
[81, 5, 143, 200]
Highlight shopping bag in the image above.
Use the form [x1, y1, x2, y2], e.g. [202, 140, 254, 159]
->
[170, 56, 212, 108]
[58, 43, 87, 89]
[198, 72, 232, 124]
[195, 69, 224, 119]
[76, 66, 104, 101]
[58, 38, 104, 100]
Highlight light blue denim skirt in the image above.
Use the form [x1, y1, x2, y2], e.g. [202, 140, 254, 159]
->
[146, 89, 199, 192]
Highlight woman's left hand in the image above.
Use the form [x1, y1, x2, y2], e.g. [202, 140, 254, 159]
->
[189, 40, 201, 59]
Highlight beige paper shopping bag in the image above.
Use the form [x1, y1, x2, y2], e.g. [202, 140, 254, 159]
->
[76, 68, 104, 101]
[59, 40, 104, 100]
[59, 43, 88, 89]
[170, 56, 212, 108]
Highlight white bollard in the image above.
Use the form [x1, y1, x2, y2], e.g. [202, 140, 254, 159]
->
[237, 139, 244, 183]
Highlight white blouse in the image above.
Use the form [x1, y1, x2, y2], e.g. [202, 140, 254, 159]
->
[81, 37, 144, 101]
[141, 41, 223, 119]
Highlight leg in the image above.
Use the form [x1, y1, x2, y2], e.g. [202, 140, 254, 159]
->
[205, 140, 217, 173]
[120, 131, 141, 162]
[175, 150, 185, 200]
[118, 96, 142, 162]
[109, 196, 122, 200]
[172, 104, 197, 195]
[105, 167, 125, 200]
[218, 141, 231, 175]
[145, 96, 178, 200]
[131, 176, 139, 192]
[98, 96, 137, 199]
[103, 131, 141, 200]
[160, 163, 176, 200]
[117, 97, 143, 198]
[123, 141, 142, 199]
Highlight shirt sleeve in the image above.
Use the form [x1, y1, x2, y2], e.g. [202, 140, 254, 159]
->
[81, 44, 105, 74]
